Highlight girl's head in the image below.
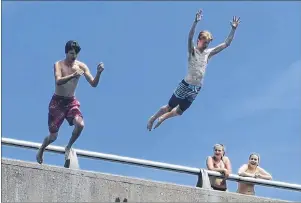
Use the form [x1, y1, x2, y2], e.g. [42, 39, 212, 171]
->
[213, 143, 225, 159]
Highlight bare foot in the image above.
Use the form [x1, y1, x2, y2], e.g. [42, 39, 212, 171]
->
[36, 148, 44, 164]
[64, 147, 71, 168]
[147, 116, 156, 131]
[65, 147, 71, 161]
[153, 116, 164, 129]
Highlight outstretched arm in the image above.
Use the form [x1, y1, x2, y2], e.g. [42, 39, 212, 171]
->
[188, 9, 202, 54]
[209, 16, 241, 59]
[80, 62, 104, 87]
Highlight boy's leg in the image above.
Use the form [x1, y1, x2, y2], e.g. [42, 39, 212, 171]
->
[65, 100, 84, 163]
[64, 116, 84, 168]
[153, 105, 183, 129]
[37, 96, 65, 164]
[153, 80, 199, 129]
[153, 103, 190, 129]
[147, 105, 172, 131]
[36, 133, 59, 164]
[65, 117, 84, 152]
[147, 80, 186, 131]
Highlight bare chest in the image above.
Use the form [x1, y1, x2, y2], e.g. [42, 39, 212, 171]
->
[213, 160, 225, 169]
[61, 63, 81, 77]
[246, 168, 258, 174]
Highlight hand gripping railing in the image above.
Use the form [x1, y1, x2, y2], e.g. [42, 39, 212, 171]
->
[2, 137, 301, 192]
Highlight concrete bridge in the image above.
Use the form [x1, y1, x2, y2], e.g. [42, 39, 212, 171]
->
[2, 137, 300, 202]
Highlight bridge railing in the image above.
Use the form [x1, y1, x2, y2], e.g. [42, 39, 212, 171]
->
[2, 137, 301, 192]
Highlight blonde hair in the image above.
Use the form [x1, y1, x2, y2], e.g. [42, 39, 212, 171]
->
[213, 144, 225, 156]
[198, 30, 213, 41]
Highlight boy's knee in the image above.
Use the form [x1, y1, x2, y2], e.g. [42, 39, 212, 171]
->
[76, 121, 85, 130]
[162, 105, 172, 112]
[78, 122, 85, 130]
[174, 106, 183, 115]
[74, 116, 85, 130]
[49, 133, 58, 142]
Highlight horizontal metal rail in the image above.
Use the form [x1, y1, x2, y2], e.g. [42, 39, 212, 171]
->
[2, 137, 301, 192]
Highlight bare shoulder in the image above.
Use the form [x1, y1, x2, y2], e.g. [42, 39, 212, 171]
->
[257, 166, 267, 172]
[240, 163, 248, 168]
[223, 156, 231, 163]
[238, 164, 248, 173]
[75, 60, 88, 69]
[206, 156, 213, 166]
[206, 156, 213, 161]
[54, 60, 64, 70]
[54, 60, 64, 67]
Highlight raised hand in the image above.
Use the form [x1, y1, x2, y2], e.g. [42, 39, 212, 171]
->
[230, 16, 241, 29]
[97, 62, 104, 73]
[195, 9, 203, 22]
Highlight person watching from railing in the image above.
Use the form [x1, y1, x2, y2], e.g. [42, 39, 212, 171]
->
[237, 153, 272, 195]
[206, 144, 232, 191]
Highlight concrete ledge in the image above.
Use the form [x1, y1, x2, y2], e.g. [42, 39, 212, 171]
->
[1, 158, 287, 202]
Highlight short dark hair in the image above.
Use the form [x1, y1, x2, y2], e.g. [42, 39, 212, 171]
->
[65, 40, 81, 54]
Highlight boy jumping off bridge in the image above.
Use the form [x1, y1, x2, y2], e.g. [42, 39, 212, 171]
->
[36, 40, 104, 166]
[147, 9, 241, 131]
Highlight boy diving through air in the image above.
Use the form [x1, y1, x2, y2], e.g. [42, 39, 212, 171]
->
[147, 10, 241, 131]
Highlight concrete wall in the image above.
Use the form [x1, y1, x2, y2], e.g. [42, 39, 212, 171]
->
[2, 158, 287, 202]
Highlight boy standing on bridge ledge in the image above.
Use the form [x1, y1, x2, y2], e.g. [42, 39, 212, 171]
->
[147, 10, 240, 131]
[36, 40, 104, 166]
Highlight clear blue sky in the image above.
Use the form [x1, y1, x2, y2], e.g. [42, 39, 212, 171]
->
[2, 1, 301, 201]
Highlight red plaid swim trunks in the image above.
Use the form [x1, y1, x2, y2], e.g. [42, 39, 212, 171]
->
[48, 94, 83, 133]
